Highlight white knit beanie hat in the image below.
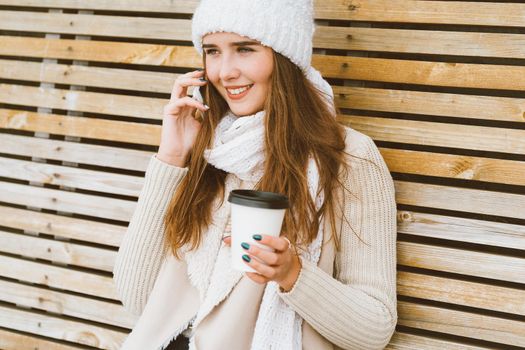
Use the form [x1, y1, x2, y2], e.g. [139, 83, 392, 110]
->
[191, 0, 334, 104]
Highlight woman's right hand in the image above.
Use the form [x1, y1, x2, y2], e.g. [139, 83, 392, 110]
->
[157, 70, 209, 167]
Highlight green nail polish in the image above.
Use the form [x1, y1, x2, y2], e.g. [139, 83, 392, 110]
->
[253, 234, 262, 241]
[241, 242, 250, 250]
[242, 254, 251, 262]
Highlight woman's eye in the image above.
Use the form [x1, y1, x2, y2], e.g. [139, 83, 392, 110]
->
[204, 49, 218, 56]
[238, 47, 254, 53]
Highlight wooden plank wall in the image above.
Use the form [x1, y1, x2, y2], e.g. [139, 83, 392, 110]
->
[0, 1, 523, 349]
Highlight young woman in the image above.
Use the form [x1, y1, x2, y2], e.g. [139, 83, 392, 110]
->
[113, 1, 397, 349]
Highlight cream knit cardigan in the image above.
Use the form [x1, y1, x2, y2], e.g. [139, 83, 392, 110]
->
[113, 126, 398, 349]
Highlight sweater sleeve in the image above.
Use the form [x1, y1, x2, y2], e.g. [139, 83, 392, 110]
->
[278, 132, 397, 349]
[112, 154, 188, 316]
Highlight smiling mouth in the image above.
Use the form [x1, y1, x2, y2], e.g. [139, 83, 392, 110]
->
[225, 84, 254, 99]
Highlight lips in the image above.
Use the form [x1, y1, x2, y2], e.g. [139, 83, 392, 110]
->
[225, 84, 253, 100]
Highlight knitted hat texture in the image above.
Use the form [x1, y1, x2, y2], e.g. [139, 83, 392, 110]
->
[191, 0, 315, 72]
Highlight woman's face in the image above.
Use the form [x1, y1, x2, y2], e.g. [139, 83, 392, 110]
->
[202, 32, 274, 117]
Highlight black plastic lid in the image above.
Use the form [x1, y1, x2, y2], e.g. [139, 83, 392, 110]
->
[228, 190, 289, 209]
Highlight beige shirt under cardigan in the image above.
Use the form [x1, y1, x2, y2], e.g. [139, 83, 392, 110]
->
[113, 127, 398, 349]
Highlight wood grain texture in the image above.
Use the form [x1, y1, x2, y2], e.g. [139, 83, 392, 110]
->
[344, 116, 525, 155]
[0, 156, 144, 196]
[0, 304, 126, 349]
[398, 301, 525, 347]
[0, 255, 117, 299]
[0, 181, 135, 222]
[386, 331, 497, 350]
[0, 134, 153, 171]
[0, 108, 162, 145]
[395, 181, 525, 220]
[0, 230, 115, 272]
[0, 59, 175, 93]
[0, 84, 164, 120]
[0, 36, 201, 67]
[0, 328, 82, 350]
[0, 206, 125, 247]
[334, 86, 525, 122]
[382, 149, 525, 187]
[398, 271, 525, 316]
[0, 279, 136, 329]
[396, 210, 525, 250]
[398, 241, 525, 284]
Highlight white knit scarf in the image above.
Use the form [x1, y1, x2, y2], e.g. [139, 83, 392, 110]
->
[175, 109, 325, 350]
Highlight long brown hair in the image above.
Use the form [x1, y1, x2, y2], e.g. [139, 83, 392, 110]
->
[164, 52, 348, 258]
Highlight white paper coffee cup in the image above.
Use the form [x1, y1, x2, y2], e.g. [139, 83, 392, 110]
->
[227, 190, 289, 272]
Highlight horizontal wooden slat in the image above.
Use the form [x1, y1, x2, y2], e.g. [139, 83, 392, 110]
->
[0, 156, 144, 196]
[0, 181, 135, 222]
[398, 301, 525, 347]
[313, 55, 525, 90]
[0, 304, 126, 349]
[338, 0, 525, 27]
[2, 11, 524, 58]
[395, 181, 525, 221]
[0, 279, 136, 329]
[0, 230, 115, 272]
[0, 36, 201, 67]
[2, 36, 525, 91]
[0, 108, 161, 145]
[0, 134, 153, 171]
[1, 0, 524, 26]
[316, 27, 525, 59]
[0, 328, 81, 350]
[396, 211, 525, 250]
[0, 11, 191, 41]
[398, 271, 525, 316]
[0, 59, 174, 93]
[0, 0, 200, 14]
[0, 84, 163, 120]
[334, 86, 525, 123]
[398, 241, 525, 284]
[0, 255, 116, 299]
[0, 206, 125, 247]
[382, 148, 525, 187]
[386, 331, 497, 350]
[344, 116, 525, 155]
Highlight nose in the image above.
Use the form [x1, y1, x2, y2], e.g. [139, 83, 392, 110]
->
[218, 55, 240, 82]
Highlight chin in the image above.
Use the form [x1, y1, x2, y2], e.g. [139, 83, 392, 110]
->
[229, 105, 263, 117]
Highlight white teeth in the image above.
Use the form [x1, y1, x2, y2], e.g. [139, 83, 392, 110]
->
[227, 85, 251, 95]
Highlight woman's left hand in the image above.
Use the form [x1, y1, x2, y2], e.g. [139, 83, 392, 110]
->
[223, 235, 301, 292]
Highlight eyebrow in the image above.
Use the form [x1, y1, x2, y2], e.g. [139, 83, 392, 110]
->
[202, 41, 260, 48]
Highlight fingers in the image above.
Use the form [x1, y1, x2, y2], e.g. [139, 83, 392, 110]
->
[241, 241, 282, 266]
[242, 253, 277, 279]
[170, 70, 207, 102]
[222, 235, 231, 246]
[163, 96, 209, 116]
[253, 235, 290, 252]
